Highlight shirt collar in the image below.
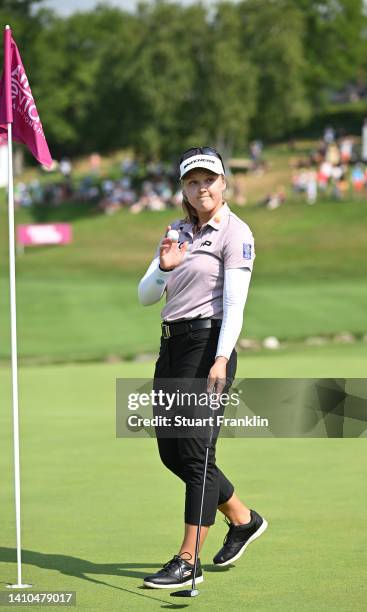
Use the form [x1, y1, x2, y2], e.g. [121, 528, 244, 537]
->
[206, 202, 230, 230]
[179, 220, 193, 237]
[179, 202, 230, 236]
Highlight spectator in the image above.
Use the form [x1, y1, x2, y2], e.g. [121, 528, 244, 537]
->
[326, 143, 340, 166]
[362, 118, 367, 162]
[89, 153, 101, 175]
[323, 125, 335, 144]
[305, 170, 317, 205]
[339, 137, 354, 164]
[318, 160, 333, 192]
[250, 140, 264, 173]
[59, 158, 72, 178]
[292, 169, 308, 194]
[331, 166, 348, 200]
[171, 188, 183, 208]
[351, 164, 365, 193]
[259, 187, 286, 210]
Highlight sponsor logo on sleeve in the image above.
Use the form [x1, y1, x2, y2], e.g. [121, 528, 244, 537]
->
[243, 243, 252, 260]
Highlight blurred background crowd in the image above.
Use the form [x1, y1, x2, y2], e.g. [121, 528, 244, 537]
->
[12, 122, 367, 215]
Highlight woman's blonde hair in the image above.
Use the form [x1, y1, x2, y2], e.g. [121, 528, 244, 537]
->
[182, 192, 199, 225]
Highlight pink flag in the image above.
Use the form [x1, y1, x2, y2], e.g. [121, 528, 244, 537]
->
[0, 26, 52, 168]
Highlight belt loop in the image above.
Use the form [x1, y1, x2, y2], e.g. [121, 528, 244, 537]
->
[162, 322, 170, 339]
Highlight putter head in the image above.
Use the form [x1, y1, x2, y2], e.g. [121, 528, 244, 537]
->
[170, 589, 199, 598]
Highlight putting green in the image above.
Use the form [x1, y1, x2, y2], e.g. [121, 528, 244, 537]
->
[121, 342, 367, 378]
[0, 360, 366, 610]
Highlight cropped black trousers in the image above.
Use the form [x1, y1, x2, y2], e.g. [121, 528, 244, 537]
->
[153, 324, 237, 526]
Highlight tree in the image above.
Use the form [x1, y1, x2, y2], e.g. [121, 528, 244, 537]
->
[93, 1, 210, 159]
[2, 0, 366, 158]
[238, 0, 311, 139]
[297, 0, 367, 104]
[28, 6, 140, 155]
[0, 0, 44, 16]
[203, 2, 257, 157]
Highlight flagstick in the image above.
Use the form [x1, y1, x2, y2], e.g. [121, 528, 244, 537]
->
[6, 121, 32, 589]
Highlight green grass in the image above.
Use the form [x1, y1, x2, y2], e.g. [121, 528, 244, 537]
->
[0, 276, 366, 362]
[0, 200, 366, 361]
[123, 343, 367, 378]
[0, 362, 366, 610]
[2, 198, 367, 281]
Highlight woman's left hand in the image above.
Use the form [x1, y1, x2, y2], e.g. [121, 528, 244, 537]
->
[207, 356, 228, 395]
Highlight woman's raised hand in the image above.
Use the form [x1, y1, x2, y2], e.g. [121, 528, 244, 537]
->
[159, 225, 188, 271]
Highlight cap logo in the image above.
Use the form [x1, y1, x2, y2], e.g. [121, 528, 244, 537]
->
[183, 157, 216, 170]
[179, 153, 224, 179]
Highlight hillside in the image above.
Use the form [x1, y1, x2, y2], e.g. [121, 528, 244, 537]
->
[0, 196, 366, 362]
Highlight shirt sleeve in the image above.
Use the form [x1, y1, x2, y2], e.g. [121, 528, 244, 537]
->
[137, 257, 173, 306]
[138, 218, 187, 306]
[215, 267, 252, 360]
[222, 220, 255, 271]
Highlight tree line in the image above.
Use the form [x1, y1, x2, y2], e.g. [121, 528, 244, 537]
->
[1, 0, 366, 160]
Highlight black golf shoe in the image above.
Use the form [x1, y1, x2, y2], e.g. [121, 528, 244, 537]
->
[143, 552, 203, 589]
[213, 509, 268, 566]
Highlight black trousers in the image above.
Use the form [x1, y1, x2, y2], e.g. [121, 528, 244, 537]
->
[153, 325, 237, 526]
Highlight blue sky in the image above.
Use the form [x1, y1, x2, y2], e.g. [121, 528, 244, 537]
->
[43, 0, 214, 17]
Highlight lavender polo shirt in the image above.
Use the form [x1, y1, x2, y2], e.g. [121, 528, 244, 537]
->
[157, 202, 255, 322]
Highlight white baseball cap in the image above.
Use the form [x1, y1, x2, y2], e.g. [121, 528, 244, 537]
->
[179, 153, 225, 179]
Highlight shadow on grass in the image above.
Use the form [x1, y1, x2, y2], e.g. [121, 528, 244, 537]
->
[0, 548, 189, 608]
[202, 564, 232, 572]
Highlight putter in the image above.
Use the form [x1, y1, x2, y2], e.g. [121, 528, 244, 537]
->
[171, 394, 216, 598]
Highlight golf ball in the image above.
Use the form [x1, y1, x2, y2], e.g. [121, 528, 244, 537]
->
[167, 229, 179, 241]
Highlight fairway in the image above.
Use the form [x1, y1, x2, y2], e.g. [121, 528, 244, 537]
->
[1, 200, 367, 362]
[1, 362, 366, 610]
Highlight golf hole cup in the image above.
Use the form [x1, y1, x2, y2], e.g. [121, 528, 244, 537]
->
[167, 229, 179, 242]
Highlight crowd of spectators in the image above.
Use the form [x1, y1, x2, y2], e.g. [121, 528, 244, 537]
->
[14, 156, 183, 214]
[291, 126, 367, 204]
[258, 187, 287, 210]
[13, 126, 367, 214]
[97, 159, 182, 215]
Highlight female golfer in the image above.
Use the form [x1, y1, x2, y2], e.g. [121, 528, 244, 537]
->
[138, 147, 267, 589]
